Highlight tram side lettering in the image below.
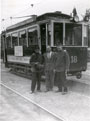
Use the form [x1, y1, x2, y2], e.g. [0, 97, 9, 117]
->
[71, 56, 78, 63]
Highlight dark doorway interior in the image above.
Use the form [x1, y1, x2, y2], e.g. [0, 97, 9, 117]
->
[40, 24, 46, 54]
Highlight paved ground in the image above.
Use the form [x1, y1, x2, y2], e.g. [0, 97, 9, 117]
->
[1, 85, 62, 121]
[67, 63, 90, 85]
[1, 63, 90, 121]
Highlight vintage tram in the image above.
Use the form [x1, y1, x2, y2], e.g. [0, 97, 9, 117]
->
[2, 11, 89, 78]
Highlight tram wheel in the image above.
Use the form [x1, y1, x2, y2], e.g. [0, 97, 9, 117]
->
[76, 72, 82, 79]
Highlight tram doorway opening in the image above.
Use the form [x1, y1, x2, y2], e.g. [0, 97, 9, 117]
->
[40, 24, 46, 54]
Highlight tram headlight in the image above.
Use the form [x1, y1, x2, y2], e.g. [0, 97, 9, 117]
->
[73, 15, 79, 22]
[70, 15, 79, 22]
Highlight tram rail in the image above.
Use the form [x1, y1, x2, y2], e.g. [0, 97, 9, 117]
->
[1, 83, 66, 121]
[1, 65, 90, 121]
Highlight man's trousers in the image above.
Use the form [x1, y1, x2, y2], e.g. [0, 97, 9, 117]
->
[55, 71, 67, 91]
[45, 70, 54, 91]
[31, 72, 41, 92]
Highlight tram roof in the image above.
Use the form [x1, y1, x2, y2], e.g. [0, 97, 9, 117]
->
[6, 11, 71, 31]
[36, 11, 71, 21]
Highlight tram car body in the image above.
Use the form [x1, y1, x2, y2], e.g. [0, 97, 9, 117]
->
[3, 12, 88, 78]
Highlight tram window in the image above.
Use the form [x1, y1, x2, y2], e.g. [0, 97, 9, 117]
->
[6, 34, 11, 48]
[83, 25, 88, 46]
[28, 29, 38, 46]
[12, 33, 18, 47]
[19, 30, 27, 46]
[65, 24, 82, 46]
[54, 23, 63, 46]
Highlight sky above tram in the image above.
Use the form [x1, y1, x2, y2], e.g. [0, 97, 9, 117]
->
[0, 0, 90, 32]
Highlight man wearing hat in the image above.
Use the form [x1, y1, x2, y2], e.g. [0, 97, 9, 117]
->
[30, 46, 43, 93]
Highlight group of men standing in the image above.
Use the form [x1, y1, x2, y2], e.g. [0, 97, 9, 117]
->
[30, 45, 70, 95]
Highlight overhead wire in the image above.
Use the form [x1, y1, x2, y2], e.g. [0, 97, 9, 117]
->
[2, 1, 43, 21]
[1, 0, 49, 22]
[2, 5, 32, 21]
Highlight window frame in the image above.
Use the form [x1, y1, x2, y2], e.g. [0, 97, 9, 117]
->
[65, 23, 82, 46]
[83, 25, 88, 47]
[6, 34, 12, 48]
[27, 28, 38, 46]
[19, 30, 27, 46]
[11, 32, 18, 48]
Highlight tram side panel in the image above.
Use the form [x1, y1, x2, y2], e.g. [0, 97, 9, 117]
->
[65, 47, 87, 78]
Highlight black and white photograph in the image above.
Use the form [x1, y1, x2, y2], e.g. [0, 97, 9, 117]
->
[0, 0, 90, 121]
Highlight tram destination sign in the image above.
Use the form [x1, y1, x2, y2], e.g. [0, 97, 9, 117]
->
[14, 46, 23, 56]
[7, 55, 30, 64]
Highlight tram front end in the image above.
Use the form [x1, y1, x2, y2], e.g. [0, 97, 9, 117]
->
[65, 47, 87, 79]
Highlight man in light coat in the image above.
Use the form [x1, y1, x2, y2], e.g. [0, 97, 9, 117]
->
[43, 46, 55, 92]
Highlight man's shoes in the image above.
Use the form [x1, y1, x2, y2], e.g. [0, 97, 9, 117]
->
[45, 90, 49, 92]
[30, 91, 34, 94]
[62, 87, 68, 95]
[61, 91, 67, 95]
[49, 88, 53, 91]
[37, 90, 41, 92]
[55, 89, 62, 93]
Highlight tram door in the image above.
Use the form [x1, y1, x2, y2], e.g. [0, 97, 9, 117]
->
[40, 24, 47, 54]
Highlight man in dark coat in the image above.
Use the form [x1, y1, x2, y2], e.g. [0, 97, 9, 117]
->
[43, 46, 55, 92]
[54, 45, 70, 94]
[30, 47, 43, 94]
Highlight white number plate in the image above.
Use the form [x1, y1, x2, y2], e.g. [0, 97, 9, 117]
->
[71, 56, 78, 63]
